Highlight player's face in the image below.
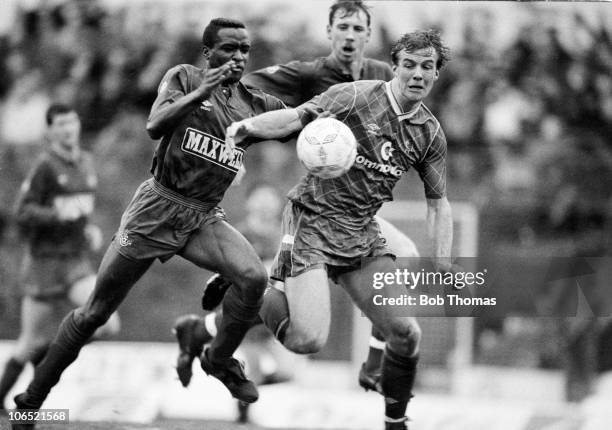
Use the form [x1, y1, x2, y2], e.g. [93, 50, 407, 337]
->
[206, 27, 251, 84]
[48, 111, 81, 151]
[393, 47, 439, 104]
[327, 9, 371, 65]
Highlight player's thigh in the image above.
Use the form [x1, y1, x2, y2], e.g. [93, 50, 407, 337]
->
[375, 215, 419, 258]
[284, 267, 331, 342]
[180, 220, 267, 286]
[336, 255, 420, 339]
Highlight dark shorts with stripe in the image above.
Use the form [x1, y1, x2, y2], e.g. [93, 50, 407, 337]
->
[112, 178, 226, 262]
[271, 200, 393, 282]
[21, 252, 93, 301]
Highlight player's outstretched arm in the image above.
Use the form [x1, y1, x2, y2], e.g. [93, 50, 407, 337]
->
[146, 61, 236, 140]
[225, 105, 331, 150]
[225, 108, 303, 149]
[426, 197, 453, 271]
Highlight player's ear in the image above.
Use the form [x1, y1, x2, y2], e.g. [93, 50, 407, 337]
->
[326, 24, 332, 40]
[434, 69, 440, 81]
[202, 46, 211, 60]
[366, 27, 371, 43]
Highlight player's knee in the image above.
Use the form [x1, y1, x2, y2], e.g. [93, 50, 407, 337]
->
[385, 319, 421, 356]
[234, 264, 268, 299]
[284, 326, 327, 354]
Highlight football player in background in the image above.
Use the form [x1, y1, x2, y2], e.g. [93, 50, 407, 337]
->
[0, 104, 120, 410]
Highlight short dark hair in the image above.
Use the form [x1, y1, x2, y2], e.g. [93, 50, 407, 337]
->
[390, 29, 451, 70]
[45, 103, 75, 126]
[329, 0, 371, 27]
[202, 18, 246, 48]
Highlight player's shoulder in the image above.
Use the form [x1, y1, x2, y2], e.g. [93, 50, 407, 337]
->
[363, 58, 393, 74]
[163, 64, 203, 85]
[238, 82, 285, 108]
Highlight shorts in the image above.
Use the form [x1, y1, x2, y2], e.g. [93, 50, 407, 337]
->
[21, 252, 93, 301]
[112, 179, 226, 262]
[271, 201, 393, 282]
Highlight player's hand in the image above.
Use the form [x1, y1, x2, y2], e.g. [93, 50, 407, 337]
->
[198, 60, 236, 98]
[225, 119, 251, 154]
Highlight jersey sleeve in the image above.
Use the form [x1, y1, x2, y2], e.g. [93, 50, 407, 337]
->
[14, 159, 59, 228]
[415, 125, 447, 199]
[148, 65, 189, 120]
[296, 83, 357, 125]
[243, 61, 303, 107]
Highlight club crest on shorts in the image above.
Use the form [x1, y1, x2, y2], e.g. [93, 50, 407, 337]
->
[118, 230, 133, 247]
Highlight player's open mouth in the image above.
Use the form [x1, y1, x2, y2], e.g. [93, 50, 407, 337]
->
[342, 46, 355, 54]
[408, 85, 423, 90]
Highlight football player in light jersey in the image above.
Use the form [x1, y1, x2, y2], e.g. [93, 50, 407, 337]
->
[173, 0, 419, 397]
[0, 104, 120, 410]
[223, 29, 454, 430]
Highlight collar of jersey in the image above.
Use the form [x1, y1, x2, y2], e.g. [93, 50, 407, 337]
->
[324, 54, 363, 79]
[49, 144, 80, 164]
[384, 81, 430, 125]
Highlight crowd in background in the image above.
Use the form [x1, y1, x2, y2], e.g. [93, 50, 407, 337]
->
[0, 0, 611, 394]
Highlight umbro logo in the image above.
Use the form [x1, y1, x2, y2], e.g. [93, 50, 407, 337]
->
[365, 123, 382, 136]
[200, 100, 213, 111]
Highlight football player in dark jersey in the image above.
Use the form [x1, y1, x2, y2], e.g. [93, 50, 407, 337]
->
[0, 104, 119, 410]
[174, 0, 420, 397]
[12, 18, 296, 427]
[223, 29, 455, 430]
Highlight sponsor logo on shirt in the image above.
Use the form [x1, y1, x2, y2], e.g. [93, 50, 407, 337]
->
[181, 128, 244, 172]
[355, 154, 404, 177]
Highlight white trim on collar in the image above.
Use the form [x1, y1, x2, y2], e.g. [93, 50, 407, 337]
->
[385, 81, 421, 121]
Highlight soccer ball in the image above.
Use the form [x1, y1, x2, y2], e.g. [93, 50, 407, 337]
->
[296, 117, 357, 179]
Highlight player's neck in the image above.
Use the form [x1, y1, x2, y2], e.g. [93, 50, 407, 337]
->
[331, 53, 363, 80]
[390, 79, 422, 115]
[50, 142, 80, 162]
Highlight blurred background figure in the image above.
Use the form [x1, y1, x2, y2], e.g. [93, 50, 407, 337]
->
[0, 103, 120, 410]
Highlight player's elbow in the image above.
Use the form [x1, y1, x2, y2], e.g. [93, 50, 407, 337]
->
[146, 120, 163, 140]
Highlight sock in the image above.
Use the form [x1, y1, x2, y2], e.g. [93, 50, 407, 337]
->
[207, 284, 262, 364]
[385, 397, 409, 421]
[24, 310, 98, 407]
[29, 345, 50, 367]
[381, 348, 418, 418]
[204, 312, 219, 338]
[259, 286, 290, 343]
[0, 358, 25, 407]
[364, 326, 385, 373]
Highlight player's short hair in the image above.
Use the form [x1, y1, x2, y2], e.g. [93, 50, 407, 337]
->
[45, 103, 75, 125]
[390, 29, 451, 70]
[329, 0, 371, 27]
[202, 18, 246, 48]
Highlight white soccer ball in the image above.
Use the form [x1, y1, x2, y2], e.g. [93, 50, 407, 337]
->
[296, 117, 357, 179]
